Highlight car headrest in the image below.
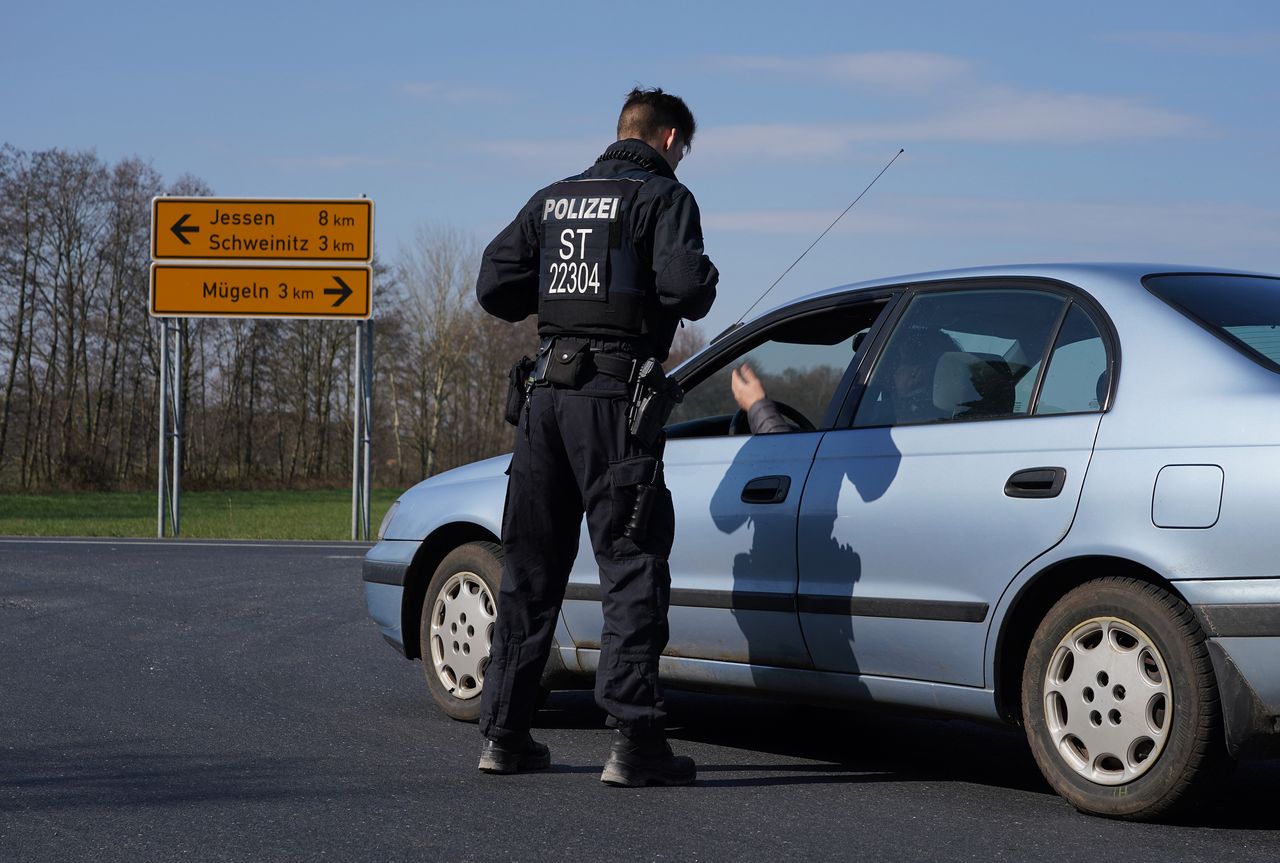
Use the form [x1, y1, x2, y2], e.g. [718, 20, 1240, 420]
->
[933, 351, 1016, 418]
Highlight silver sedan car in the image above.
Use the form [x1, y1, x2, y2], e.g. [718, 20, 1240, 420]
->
[364, 263, 1280, 820]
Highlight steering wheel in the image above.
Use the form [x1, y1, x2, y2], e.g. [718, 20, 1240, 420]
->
[728, 400, 816, 435]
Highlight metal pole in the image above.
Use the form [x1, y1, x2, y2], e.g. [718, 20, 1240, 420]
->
[351, 321, 363, 540]
[157, 318, 169, 538]
[171, 322, 183, 536]
[361, 320, 374, 539]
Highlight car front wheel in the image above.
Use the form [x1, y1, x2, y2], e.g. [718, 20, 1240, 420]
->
[419, 542, 502, 722]
[1021, 577, 1229, 820]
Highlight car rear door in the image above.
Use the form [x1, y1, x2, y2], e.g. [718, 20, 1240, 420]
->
[796, 283, 1115, 686]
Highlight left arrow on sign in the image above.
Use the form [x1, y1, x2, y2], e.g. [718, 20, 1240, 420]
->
[170, 213, 200, 245]
[324, 276, 353, 307]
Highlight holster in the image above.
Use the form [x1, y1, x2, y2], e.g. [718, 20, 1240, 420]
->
[504, 356, 535, 426]
[627, 359, 683, 450]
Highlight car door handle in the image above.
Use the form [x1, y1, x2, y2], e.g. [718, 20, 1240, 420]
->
[741, 475, 791, 504]
[1005, 467, 1067, 499]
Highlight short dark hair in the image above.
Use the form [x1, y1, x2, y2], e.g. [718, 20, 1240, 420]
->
[617, 87, 697, 151]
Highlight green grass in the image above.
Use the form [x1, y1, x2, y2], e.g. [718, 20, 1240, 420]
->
[0, 488, 402, 540]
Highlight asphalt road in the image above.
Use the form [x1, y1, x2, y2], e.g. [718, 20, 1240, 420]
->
[2, 538, 1278, 862]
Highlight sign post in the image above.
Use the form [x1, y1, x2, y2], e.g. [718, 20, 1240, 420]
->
[150, 196, 375, 539]
[351, 321, 374, 541]
[157, 319, 183, 537]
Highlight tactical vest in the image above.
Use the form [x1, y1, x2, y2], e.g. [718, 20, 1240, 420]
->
[536, 176, 649, 340]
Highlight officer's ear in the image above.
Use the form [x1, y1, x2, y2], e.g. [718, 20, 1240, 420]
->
[659, 127, 684, 171]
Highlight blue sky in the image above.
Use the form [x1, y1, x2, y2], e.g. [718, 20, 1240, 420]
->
[5, 1, 1278, 334]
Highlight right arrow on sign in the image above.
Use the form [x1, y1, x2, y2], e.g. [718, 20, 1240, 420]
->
[325, 276, 353, 307]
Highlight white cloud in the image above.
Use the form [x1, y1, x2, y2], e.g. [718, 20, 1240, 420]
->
[269, 155, 432, 171]
[707, 196, 1280, 262]
[479, 51, 1208, 169]
[704, 209, 842, 236]
[694, 50, 1206, 159]
[475, 137, 601, 166]
[696, 93, 1204, 165]
[696, 88, 1203, 158]
[1101, 30, 1280, 55]
[399, 81, 509, 102]
[898, 86, 1204, 144]
[697, 123, 855, 157]
[711, 51, 973, 92]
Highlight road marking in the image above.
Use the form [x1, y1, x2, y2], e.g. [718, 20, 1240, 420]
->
[0, 538, 371, 550]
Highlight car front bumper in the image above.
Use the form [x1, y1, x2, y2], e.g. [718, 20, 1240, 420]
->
[363, 540, 418, 656]
[1180, 578, 1280, 758]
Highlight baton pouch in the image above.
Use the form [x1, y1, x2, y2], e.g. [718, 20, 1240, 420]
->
[504, 356, 535, 426]
[623, 482, 659, 543]
[544, 338, 589, 387]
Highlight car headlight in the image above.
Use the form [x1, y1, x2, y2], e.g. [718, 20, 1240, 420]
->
[377, 500, 400, 541]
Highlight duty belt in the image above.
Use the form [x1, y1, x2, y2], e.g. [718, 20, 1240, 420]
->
[533, 336, 639, 384]
[589, 352, 639, 382]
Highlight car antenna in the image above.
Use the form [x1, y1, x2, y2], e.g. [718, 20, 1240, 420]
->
[718, 147, 905, 339]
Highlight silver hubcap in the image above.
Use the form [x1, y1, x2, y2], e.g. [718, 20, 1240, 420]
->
[429, 572, 495, 700]
[1043, 616, 1173, 785]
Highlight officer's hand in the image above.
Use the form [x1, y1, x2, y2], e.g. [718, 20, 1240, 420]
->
[731, 364, 767, 411]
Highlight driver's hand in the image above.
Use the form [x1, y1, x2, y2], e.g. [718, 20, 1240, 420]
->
[731, 364, 767, 411]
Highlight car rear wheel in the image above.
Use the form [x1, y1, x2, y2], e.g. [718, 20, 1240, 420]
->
[1021, 577, 1229, 820]
[420, 542, 502, 722]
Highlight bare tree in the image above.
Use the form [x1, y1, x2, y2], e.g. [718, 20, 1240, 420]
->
[396, 224, 480, 479]
[665, 322, 708, 369]
[0, 144, 545, 494]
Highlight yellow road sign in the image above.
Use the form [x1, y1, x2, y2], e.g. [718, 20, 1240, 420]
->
[150, 264, 372, 319]
[152, 198, 373, 261]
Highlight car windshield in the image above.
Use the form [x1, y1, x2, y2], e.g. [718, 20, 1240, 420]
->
[1145, 273, 1280, 371]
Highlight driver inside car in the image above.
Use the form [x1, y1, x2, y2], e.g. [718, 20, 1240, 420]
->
[730, 364, 791, 434]
[731, 349, 941, 433]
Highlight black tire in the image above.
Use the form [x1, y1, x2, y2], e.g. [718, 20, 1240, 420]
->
[1021, 577, 1229, 820]
[419, 542, 503, 722]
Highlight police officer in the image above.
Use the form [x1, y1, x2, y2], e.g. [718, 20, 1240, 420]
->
[474, 87, 718, 786]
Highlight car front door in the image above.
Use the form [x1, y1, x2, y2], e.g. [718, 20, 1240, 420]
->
[559, 297, 891, 670]
[796, 284, 1115, 686]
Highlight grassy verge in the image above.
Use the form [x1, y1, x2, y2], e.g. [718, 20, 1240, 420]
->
[0, 489, 402, 540]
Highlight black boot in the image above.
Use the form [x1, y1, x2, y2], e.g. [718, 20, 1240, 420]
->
[478, 733, 551, 774]
[600, 731, 696, 787]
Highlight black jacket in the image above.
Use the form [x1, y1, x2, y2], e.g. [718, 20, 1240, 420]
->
[475, 138, 718, 359]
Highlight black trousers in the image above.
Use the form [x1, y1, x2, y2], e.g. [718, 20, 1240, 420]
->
[478, 369, 675, 742]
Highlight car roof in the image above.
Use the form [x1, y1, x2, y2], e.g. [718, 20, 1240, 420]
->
[751, 261, 1278, 324]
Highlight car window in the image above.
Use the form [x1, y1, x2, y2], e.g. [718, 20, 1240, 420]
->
[1145, 273, 1280, 371]
[1035, 304, 1108, 414]
[667, 302, 886, 437]
[854, 289, 1067, 427]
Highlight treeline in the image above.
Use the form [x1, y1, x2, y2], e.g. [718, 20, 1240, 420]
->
[0, 144, 706, 493]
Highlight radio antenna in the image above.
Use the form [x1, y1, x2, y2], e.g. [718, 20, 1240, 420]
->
[733, 148, 904, 327]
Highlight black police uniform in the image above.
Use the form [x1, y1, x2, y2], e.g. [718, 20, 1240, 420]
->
[475, 138, 718, 744]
